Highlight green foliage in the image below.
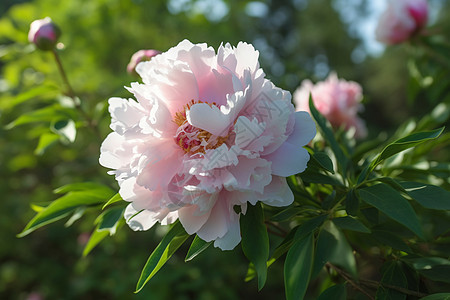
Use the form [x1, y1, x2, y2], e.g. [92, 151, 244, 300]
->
[1, 0, 449, 299]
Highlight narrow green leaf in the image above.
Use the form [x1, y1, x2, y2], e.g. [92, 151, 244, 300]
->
[309, 95, 348, 175]
[400, 181, 450, 210]
[294, 214, 328, 241]
[102, 193, 123, 210]
[83, 225, 114, 257]
[368, 127, 444, 173]
[376, 261, 407, 300]
[270, 207, 303, 222]
[240, 202, 269, 291]
[185, 235, 212, 262]
[64, 207, 86, 227]
[54, 182, 114, 196]
[5, 104, 73, 129]
[317, 284, 347, 300]
[18, 190, 111, 237]
[332, 216, 370, 233]
[96, 206, 125, 235]
[358, 183, 424, 239]
[420, 293, 450, 300]
[284, 233, 314, 300]
[135, 222, 189, 293]
[345, 189, 359, 216]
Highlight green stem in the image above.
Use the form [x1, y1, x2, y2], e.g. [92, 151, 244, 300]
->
[52, 49, 102, 140]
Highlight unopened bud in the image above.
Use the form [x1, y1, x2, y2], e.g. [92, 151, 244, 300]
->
[127, 49, 161, 74]
[28, 17, 61, 51]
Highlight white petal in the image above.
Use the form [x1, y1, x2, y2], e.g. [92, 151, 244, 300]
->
[213, 215, 241, 250]
[285, 111, 316, 147]
[260, 176, 294, 207]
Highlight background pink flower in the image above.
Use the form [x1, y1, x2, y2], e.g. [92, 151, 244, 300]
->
[126, 49, 161, 74]
[375, 0, 428, 45]
[100, 40, 316, 250]
[293, 73, 367, 139]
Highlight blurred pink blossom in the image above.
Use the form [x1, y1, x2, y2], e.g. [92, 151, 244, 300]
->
[293, 73, 367, 139]
[28, 17, 61, 51]
[127, 49, 161, 74]
[100, 40, 316, 250]
[375, 0, 428, 45]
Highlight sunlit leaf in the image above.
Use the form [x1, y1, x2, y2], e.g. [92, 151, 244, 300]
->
[135, 222, 189, 293]
[185, 235, 212, 262]
[400, 181, 450, 210]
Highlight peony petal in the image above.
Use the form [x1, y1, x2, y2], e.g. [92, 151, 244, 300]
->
[285, 111, 316, 147]
[260, 176, 294, 207]
[263, 141, 310, 177]
[178, 204, 213, 235]
[213, 213, 241, 250]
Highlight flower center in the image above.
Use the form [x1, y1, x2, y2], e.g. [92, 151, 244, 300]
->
[173, 100, 229, 155]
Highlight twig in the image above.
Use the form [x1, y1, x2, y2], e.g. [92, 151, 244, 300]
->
[326, 263, 375, 300]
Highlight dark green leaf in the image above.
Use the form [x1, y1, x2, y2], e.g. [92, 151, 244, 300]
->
[400, 181, 450, 210]
[317, 284, 347, 300]
[372, 230, 412, 253]
[294, 214, 328, 241]
[284, 233, 314, 300]
[185, 235, 212, 262]
[405, 257, 450, 283]
[358, 184, 424, 239]
[301, 170, 344, 186]
[309, 95, 348, 175]
[368, 127, 444, 173]
[270, 207, 303, 222]
[51, 119, 76, 143]
[376, 261, 407, 300]
[135, 222, 189, 293]
[345, 189, 359, 216]
[311, 151, 334, 173]
[420, 293, 450, 300]
[96, 206, 125, 235]
[240, 202, 269, 291]
[332, 216, 370, 233]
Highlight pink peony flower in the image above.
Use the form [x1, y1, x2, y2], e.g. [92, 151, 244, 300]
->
[28, 17, 61, 51]
[293, 73, 367, 139]
[100, 40, 316, 250]
[375, 0, 428, 45]
[127, 49, 161, 74]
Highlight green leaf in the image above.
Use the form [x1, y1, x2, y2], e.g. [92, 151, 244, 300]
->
[294, 214, 328, 241]
[309, 95, 348, 175]
[270, 207, 303, 222]
[5, 104, 74, 129]
[312, 221, 357, 279]
[332, 216, 370, 233]
[376, 261, 407, 300]
[0, 84, 58, 110]
[82, 228, 110, 257]
[317, 284, 347, 300]
[311, 151, 334, 173]
[372, 230, 412, 253]
[95, 206, 125, 235]
[405, 257, 450, 283]
[240, 202, 269, 291]
[18, 189, 112, 237]
[185, 235, 212, 262]
[64, 207, 86, 227]
[345, 189, 359, 216]
[284, 233, 314, 300]
[135, 222, 189, 293]
[368, 127, 444, 173]
[102, 193, 123, 210]
[400, 181, 450, 210]
[420, 293, 450, 300]
[34, 133, 60, 155]
[54, 182, 114, 195]
[358, 183, 424, 239]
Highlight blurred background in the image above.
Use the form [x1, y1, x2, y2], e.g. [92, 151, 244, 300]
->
[1, 0, 449, 299]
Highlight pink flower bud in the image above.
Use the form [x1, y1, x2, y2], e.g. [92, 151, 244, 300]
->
[126, 49, 161, 74]
[376, 0, 428, 45]
[28, 17, 61, 51]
